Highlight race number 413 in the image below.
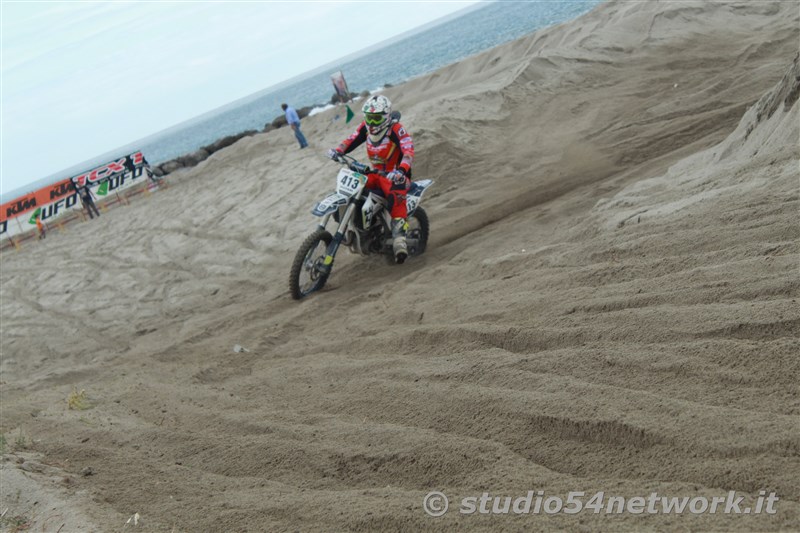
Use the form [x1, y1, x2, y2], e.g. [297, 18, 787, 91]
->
[340, 174, 360, 190]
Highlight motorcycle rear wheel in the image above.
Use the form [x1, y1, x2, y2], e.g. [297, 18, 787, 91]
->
[406, 206, 430, 256]
[386, 206, 430, 265]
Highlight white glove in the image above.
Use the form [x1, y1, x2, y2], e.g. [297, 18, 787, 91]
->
[387, 170, 406, 185]
[327, 148, 341, 161]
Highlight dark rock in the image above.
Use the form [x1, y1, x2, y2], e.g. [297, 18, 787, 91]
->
[156, 129, 260, 176]
[271, 115, 288, 128]
[160, 160, 183, 174]
[178, 156, 194, 167]
[204, 136, 232, 153]
[204, 130, 257, 154]
[359, 90, 371, 98]
[179, 148, 209, 167]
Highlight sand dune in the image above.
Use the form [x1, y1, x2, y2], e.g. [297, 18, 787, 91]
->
[1, 1, 798, 531]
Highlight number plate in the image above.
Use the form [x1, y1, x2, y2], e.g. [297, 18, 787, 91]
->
[406, 179, 432, 215]
[336, 168, 366, 197]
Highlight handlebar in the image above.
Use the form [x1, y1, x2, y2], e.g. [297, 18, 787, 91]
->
[331, 152, 385, 177]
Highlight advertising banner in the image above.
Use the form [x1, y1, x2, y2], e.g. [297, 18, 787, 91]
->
[1, 151, 152, 238]
[330, 70, 350, 101]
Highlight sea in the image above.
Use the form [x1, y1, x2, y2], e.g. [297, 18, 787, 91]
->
[5, 0, 602, 200]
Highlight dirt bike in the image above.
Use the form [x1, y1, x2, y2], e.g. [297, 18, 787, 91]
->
[289, 152, 433, 299]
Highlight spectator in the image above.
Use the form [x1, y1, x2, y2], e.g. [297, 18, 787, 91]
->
[124, 155, 136, 177]
[281, 103, 308, 149]
[36, 215, 46, 239]
[79, 186, 101, 219]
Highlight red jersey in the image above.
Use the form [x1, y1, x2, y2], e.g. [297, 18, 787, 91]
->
[337, 122, 414, 176]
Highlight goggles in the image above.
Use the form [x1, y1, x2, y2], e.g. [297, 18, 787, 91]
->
[365, 113, 386, 126]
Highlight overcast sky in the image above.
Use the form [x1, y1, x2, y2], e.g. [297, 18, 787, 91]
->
[1, 1, 477, 196]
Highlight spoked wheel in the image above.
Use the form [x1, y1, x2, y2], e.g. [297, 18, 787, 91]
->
[405, 206, 430, 257]
[289, 229, 333, 299]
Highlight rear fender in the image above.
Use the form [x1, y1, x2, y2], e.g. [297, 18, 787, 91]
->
[406, 179, 433, 215]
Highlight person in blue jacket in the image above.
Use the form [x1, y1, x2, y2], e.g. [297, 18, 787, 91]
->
[281, 103, 308, 149]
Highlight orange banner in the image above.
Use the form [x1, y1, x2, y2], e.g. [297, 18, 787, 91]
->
[0, 179, 74, 223]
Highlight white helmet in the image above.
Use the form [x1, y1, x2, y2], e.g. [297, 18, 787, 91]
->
[362, 95, 392, 136]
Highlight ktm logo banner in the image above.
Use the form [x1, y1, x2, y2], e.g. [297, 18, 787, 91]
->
[0, 179, 74, 224]
[0, 151, 150, 237]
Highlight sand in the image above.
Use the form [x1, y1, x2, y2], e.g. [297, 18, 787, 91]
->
[1, 1, 798, 531]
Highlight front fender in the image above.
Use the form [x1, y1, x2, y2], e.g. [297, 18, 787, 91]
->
[312, 193, 348, 216]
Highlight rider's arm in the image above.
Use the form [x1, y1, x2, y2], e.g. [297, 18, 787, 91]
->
[391, 123, 414, 175]
[337, 122, 367, 155]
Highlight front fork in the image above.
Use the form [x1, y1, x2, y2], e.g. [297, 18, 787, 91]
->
[316, 213, 332, 232]
[318, 202, 357, 274]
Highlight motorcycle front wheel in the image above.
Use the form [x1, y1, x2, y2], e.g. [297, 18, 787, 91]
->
[289, 229, 333, 300]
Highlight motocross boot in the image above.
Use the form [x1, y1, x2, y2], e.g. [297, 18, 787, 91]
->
[391, 217, 409, 264]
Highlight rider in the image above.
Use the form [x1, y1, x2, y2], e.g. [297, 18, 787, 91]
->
[327, 95, 414, 264]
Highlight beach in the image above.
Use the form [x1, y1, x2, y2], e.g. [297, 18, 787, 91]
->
[1, 1, 798, 531]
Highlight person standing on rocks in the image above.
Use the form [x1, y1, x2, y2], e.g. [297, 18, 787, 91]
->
[282, 103, 308, 149]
